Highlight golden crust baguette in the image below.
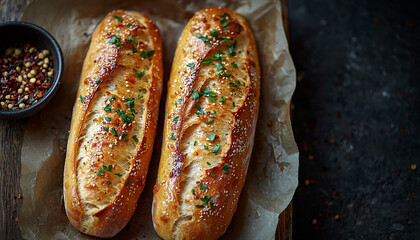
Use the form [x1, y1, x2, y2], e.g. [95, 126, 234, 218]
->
[63, 10, 162, 238]
[152, 7, 260, 239]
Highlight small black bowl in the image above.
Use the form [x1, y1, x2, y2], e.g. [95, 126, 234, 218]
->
[0, 21, 63, 119]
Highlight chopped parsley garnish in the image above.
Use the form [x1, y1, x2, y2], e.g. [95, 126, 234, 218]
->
[211, 143, 221, 153]
[124, 137, 128, 142]
[170, 133, 177, 140]
[95, 77, 100, 83]
[209, 201, 214, 209]
[133, 68, 145, 79]
[132, 45, 138, 53]
[211, 174, 217, 178]
[140, 50, 155, 58]
[233, 102, 236, 107]
[201, 59, 211, 64]
[122, 131, 127, 136]
[195, 34, 210, 43]
[126, 23, 132, 27]
[210, 29, 219, 38]
[103, 165, 113, 171]
[195, 103, 204, 115]
[116, 109, 135, 124]
[97, 164, 113, 176]
[207, 162, 211, 165]
[194, 141, 197, 146]
[113, 15, 123, 22]
[212, 53, 226, 61]
[211, 110, 217, 117]
[104, 104, 112, 112]
[111, 128, 118, 137]
[173, 116, 179, 124]
[208, 133, 216, 141]
[192, 90, 201, 100]
[222, 29, 228, 33]
[200, 195, 211, 205]
[125, 179, 130, 185]
[205, 119, 214, 124]
[109, 34, 122, 47]
[202, 87, 217, 102]
[102, 126, 109, 131]
[209, 96, 217, 102]
[124, 97, 135, 109]
[127, 35, 133, 41]
[200, 185, 208, 190]
[105, 117, 112, 122]
[195, 205, 205, 208]
[220, 96, 226, 103]
[115, 173, 123, 177]
[79, 95, 84, 102]
[221, 72, 231, 77]
[222, 163, 230, 174]
[216, 62, 225, 71]
[132, 135, 138, 143]
[220, 13, 230, 28]
[229, 80, 243, 90]
[107, 181, 111, 186]
[228, 40, 237, 56]
[108, 96, 116, 101]
[220, 18, 228, 28]
[192, 189, 195, 195]
[231, 61, 238, 68]
[187, 63, 195, 69]
[204, 145, 209, 150]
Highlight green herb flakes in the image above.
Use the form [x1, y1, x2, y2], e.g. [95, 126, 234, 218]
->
[140, 50, 155, 58]
[187, 63, 195, 69]
[222, 163, 230, 174]
[111, 128, 118, 137]
[173, 116, 179, 124]
[132, 135, 139, 143]
[211, 143, 221, 153]
[113, 15, 123, 22]
[208, 133, 216, 141]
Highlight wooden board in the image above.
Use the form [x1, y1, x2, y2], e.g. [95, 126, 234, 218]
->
[0, 0, 292, 239]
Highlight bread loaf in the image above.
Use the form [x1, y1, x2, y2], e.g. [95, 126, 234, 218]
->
[63, 10, 162, 238]
[152, 7, 260, 239]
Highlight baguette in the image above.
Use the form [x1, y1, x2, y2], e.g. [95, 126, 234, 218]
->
[152, 7, 260, 239]
[63, 10, 162, 238]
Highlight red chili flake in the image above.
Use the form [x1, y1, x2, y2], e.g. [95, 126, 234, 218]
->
[0, 42, 53, 111]
[401, 127, 407, 133]
[267, 120, 273, 127]
[280, 166, 284, 171]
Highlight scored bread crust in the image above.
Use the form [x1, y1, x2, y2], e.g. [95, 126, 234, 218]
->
[63, 10, 162, 238]
[153, 7, 260, 240]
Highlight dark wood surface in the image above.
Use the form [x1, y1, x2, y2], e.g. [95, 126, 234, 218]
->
[0, 0, 292, 239]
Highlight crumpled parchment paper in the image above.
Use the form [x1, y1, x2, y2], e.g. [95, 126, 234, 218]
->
[18, 0, 298, 239]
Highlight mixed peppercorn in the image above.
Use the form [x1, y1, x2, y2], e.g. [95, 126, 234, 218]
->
[0, 42, 53, 111]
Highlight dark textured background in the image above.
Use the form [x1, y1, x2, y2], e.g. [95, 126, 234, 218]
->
[289, 0, 420, 239]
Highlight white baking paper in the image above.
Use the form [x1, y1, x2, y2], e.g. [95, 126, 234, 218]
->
[19, 0, 298, 239]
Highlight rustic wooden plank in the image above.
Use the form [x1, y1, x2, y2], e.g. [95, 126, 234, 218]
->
[0, 1, 33, 239]
[0, 119, 27, 240]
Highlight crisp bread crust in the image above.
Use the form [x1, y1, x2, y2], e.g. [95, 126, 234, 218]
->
[63, 10, 162, 238]
[152, 7, 260, 240]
